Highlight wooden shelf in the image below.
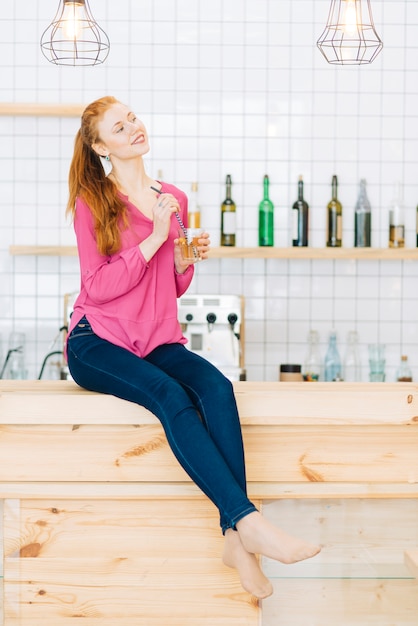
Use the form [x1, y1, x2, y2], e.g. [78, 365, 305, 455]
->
[210, 246, 418, 260]
[9, 244, 418, 260]
[10, 245, 78, 256]
[0, 103, 84, 117]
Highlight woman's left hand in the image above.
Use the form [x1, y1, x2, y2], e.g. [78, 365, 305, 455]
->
[174, 232, 211, 274]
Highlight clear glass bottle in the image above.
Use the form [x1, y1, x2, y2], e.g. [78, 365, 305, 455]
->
[343, 330, 361, 382]
[354, 179, 371, 247]
[188, 182, 201, 228]
[396, 355, 413, 382]
[292, 175, 309, 247]
[303, 330, 321, 381]
[220, 174, 236, 247]
[368, 343, 386, 382]
[326, 175, 343, 248]
[389, 182, 405, 248]
[324, 330, 342, 381]
[258, 174, 274, 246]
[4, 332, 26, 379]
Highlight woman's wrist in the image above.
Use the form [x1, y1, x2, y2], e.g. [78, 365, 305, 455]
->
[138, 233, 166, 262]
[174, 263, 191, 275]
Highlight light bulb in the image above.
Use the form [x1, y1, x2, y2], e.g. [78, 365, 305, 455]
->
[61, 1, 84, 39]
[342, 0, 358, 36]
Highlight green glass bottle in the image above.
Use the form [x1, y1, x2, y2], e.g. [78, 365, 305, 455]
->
[258, 174, 274, 246]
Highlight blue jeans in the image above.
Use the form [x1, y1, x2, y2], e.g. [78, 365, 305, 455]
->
[67, 316, 257, 533]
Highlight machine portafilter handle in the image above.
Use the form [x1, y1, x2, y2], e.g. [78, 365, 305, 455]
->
[206, 312, 217, 333]
[227, 313, 240, 339]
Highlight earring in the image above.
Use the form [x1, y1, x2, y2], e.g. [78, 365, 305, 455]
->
[99, 154, 112, 177]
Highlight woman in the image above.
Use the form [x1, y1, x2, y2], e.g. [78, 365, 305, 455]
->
[65, 96, 320, 599]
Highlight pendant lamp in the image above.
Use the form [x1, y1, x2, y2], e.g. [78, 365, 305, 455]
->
[40, 0, 110, 66]
[317, 0, 383, 65]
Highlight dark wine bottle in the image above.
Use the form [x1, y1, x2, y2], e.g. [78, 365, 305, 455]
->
[326, 175, 342, 247]
[221, 174, 236, 246]
[258, 175, 274, 246]
[292, 175, 309, 247]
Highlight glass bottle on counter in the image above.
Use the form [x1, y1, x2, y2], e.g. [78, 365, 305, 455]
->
[396, 355, 413, 382]
[292, 175, 309, 247]
[3, 332, 27, 379]
[326, 175, 343, 247]
[389, 182, 405, 248]
[324, 330, 342, 381]
[221, 174, 236, 246]
[343, 330, 361, 382]
[303, 330, 321, 381]
[258, 174, 274, 246]
[188, 182, 201, 228]
[354, 179, 371, 247]
[368, 343, 386, 382]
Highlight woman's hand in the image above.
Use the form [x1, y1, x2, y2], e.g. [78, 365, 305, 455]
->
[152, 193, 180, 243]
[139, 192, 180, 262]
[174, 231, 211, 274]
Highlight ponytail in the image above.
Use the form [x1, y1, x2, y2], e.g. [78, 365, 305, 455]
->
[66, 97, 128, 256]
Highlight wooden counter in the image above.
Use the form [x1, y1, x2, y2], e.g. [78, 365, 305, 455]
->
[1, 381, 417, 625]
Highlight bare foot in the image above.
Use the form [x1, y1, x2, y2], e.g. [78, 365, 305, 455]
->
[236, 511, 321, 564]
[223, 528, 273, 599]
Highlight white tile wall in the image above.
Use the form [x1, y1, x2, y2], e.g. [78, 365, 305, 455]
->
[0, 0, 417, 382]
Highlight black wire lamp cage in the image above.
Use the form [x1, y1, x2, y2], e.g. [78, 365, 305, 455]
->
[317, 0, 383, 65]
[40, 0, 110, 66]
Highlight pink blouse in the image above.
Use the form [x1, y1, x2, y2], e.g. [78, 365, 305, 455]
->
[66, 182, 194, 358]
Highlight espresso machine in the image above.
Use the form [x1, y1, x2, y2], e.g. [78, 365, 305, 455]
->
[52, 292, 246, 381]
[177, 294, 245, 381]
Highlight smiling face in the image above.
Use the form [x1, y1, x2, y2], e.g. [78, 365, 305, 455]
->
[92, 102, 150, 162]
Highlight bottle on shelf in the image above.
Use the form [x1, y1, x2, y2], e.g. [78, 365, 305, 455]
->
[324, 330, 342, 381]
[303, 329, 321, 381]
[343, 330, 361, 382]
[221, 174, 236, 247]
[292, 175, 309, 247]
[258, 174, 274, 247]
[188, 182, 201, 228]
[326, 175, 343, 248]
[354, 179, 371, 247]
[396, 355, 413, 382]
[389, 182, 405, 248]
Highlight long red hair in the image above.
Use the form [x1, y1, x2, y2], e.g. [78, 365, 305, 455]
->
[66, 96, 128, 256]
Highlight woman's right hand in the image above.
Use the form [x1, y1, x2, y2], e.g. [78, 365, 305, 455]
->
[138, 192, 180, 262]
[152, 192, 180, 242]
